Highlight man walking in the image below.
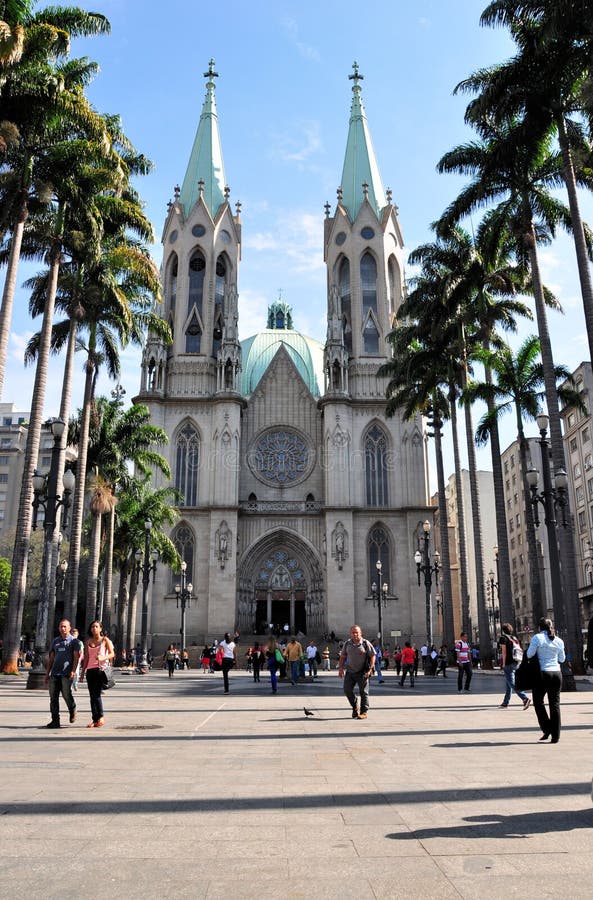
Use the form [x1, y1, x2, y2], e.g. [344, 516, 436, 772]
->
[338, 625, 375, 719]
[286, 637, 304, 685]
[44, 619, 80, 728]
[399, 641, 416, 687]
[455, 631, 473, 693]
[306, 640, 318, 679]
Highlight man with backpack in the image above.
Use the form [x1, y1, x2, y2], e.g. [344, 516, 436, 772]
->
[498, 622, 531, 709]
[338, 625, 375, 719]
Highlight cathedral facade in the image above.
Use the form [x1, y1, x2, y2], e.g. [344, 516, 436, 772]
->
[136, 63, 432, 652]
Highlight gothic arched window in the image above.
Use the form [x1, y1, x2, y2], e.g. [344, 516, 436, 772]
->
[175, 423, 199, 507]
[361, 252, 377, 314]
[363, 315, 379, 355]
[338, 258, 352, 354]
[188, 251, 205, 316]
[367, 526, 391, 596]
[213, 255, 226, 357]
[365, 423, 388, 507]
[185, 312, 202, 353]
[167, 253, 178, 312]
[172, 524, 195, 586]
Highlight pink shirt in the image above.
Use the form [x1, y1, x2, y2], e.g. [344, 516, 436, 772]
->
[86, 642, 104, 670]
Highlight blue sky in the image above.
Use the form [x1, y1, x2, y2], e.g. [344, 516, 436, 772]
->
[4, 0, 592, 484]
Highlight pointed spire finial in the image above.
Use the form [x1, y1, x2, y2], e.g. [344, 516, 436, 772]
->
[204, 58, 218, 80]
[324, 201, 331, 218]
[337, 187, 343, 202]
[349, 61, 364, 87]
[362, 181, 369, 200]
[386, 188, 392, 205]
[174, 184, 180, 200]
[235, 200, 242, 216]
[198, 178, 204, 198]
[224, 185, 230, 200]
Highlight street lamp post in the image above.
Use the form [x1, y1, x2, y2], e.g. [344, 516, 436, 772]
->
[370, 559, 388, 650]
[27, 419, 75, 689]
[487, 571, 500, 643]
[135, 519, 159, 674]
[175, 560, 193, 655]
[414, 520, 440, 648]
[526, 413, 569, 635]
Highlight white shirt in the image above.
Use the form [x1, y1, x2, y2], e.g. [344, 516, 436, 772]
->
[220, 640, 236, 660]
[306, 645, 317, 660]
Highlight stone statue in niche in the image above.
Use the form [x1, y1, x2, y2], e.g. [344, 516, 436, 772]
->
[216, 522, 231, 568]
[331, 523, 348, 570]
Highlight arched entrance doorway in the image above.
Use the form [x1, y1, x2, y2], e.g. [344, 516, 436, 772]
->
[237, 530, 325, 635]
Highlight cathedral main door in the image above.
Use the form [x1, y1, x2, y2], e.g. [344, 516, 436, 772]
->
[237, 533, 325, 636]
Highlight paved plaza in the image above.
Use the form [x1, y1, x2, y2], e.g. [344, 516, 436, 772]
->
[1, 666, 593, 899]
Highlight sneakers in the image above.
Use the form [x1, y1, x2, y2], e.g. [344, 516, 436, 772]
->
[46, 721, 60, 729]
[357, 712, 368, 719]
[499, 703, 509, 708]
[351, 706, 359, 718]
[69, 710, 77, 723]
[523, 698, 531, 710]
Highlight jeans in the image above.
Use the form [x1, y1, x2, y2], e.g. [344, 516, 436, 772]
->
[252, 660, 261, 682]
[290, 660, 300, 684]
[85, 668, 104, 723]
[48, 676, 76, 723]
[400, 664, 414, 686]
[532, 670, 562, 740]
[457, 662, 472, 691]
[221, 658, 234, 692]
[343, 670, 369, 713]
[502, 663, 528, 705]
[307, 657, 318, 678]
[267, 658, 278, 692]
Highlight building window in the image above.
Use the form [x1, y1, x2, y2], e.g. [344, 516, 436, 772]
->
[510, 454, 515, 468]
[0, 439, 10, 447]
[338, 258, 352, 354]
[583, 426, 590, 444]
[0, 474, 7, 484]
[172, 524, 194, 586]
[167, 253, 178, 312]
[588, 478, 593, 500]
[212, 254, 227, 357]
[185, 312, 202, 353]
[568, 412, 575, 428]
[368, 526, 391, 594]
[570, 437, 578, 452]
[513, 492, 519, 505]
[360, 252, 377, 315]
[175, 423, 199, 507]
[364, 424, 388, 507]
[188, 251, 206, 316]
[516, 513, 521, 526]
[576, 485, 585, 506]
[578, 510, 587, 531]
[0, 455, 8, 465]
[574, 462, 582, 479]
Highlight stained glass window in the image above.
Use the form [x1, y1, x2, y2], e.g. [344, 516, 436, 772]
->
[365, 424, 388, 506]
[175, 423, 199, 506]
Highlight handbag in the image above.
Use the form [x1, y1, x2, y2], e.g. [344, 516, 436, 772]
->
[101, 665, 116, 690]
[515, 650, 540, 692]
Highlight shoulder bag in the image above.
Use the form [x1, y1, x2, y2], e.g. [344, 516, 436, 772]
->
[515, 648, 540, 692]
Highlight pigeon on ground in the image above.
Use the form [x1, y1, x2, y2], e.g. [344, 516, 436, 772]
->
[303, 707, 314, 717]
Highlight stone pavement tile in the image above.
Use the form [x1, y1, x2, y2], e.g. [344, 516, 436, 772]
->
[370, 876, 461, 900]
[216, 880, 376, 900]
[451, 873, 592, 900]
[439, 851, 593, 877]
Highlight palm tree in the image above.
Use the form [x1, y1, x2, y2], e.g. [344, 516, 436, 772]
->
[0, 6, 110, 399]
[459, 1, 593, 373]
[437, 116, 587, 666]
[465, 337, 580, 628]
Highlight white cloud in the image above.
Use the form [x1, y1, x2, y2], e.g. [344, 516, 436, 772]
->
[269, 120, 323, 168]
[280, 17, 321, 62]
[244, 232, 280, 252]
[418, 17, 431, 28]
[238, 288, 269, 340]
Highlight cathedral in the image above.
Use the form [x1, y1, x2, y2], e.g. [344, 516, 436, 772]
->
[136, 62, 431, 652]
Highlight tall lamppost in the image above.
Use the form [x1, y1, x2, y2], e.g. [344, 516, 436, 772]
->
[487, 571, 500, 643]
[525, 413, 569, 634]
[27, 419, 75, 689]
[526, 413, 577, 690]
[414, 520, 440, 648]
[175, 560, 193, 654]
[135, 519, 159, 674]
[370, 559, 388, 651]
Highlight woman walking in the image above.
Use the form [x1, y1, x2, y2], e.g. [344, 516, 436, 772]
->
[219, 632, 237, 693]
[164, 644, 176, 677]
[265, 636, 280, 693]
[80, 620, 114, 728]
[498, 623, 530, 709]
[527, 618, 565, 743]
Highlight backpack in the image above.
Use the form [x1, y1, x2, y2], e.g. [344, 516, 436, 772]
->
[315, 650, 321, 663]
[511, 638, 523, 663]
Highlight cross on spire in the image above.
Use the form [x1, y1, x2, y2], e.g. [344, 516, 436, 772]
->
[204, 58, 218, 80]
[349, 61, 364, 87]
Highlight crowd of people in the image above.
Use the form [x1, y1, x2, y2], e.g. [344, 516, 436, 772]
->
[42, 615, 568, 743]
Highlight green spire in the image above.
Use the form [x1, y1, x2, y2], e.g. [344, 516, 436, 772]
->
[339, 62, 386, 221]
[179, 59, 227, 218]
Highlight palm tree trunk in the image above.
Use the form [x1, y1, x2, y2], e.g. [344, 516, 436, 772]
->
[86, 508, 102, 625]
[115, 562, 129, 665]
[0, 186, 28, 401]
[484, 360, 514, 626]
[64, 354, 95, 626]
[102, 503, 116, 633]
[433, 412, 455, 651]
[556, 115, 593, 370]
[449, 387, 471, 633]
[527, 229, 583, 668]
[517, 427, 546, 622]
[1, 226, 62, 672]
[126, 564, 140, 658]
[461, 365, 490, 665]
